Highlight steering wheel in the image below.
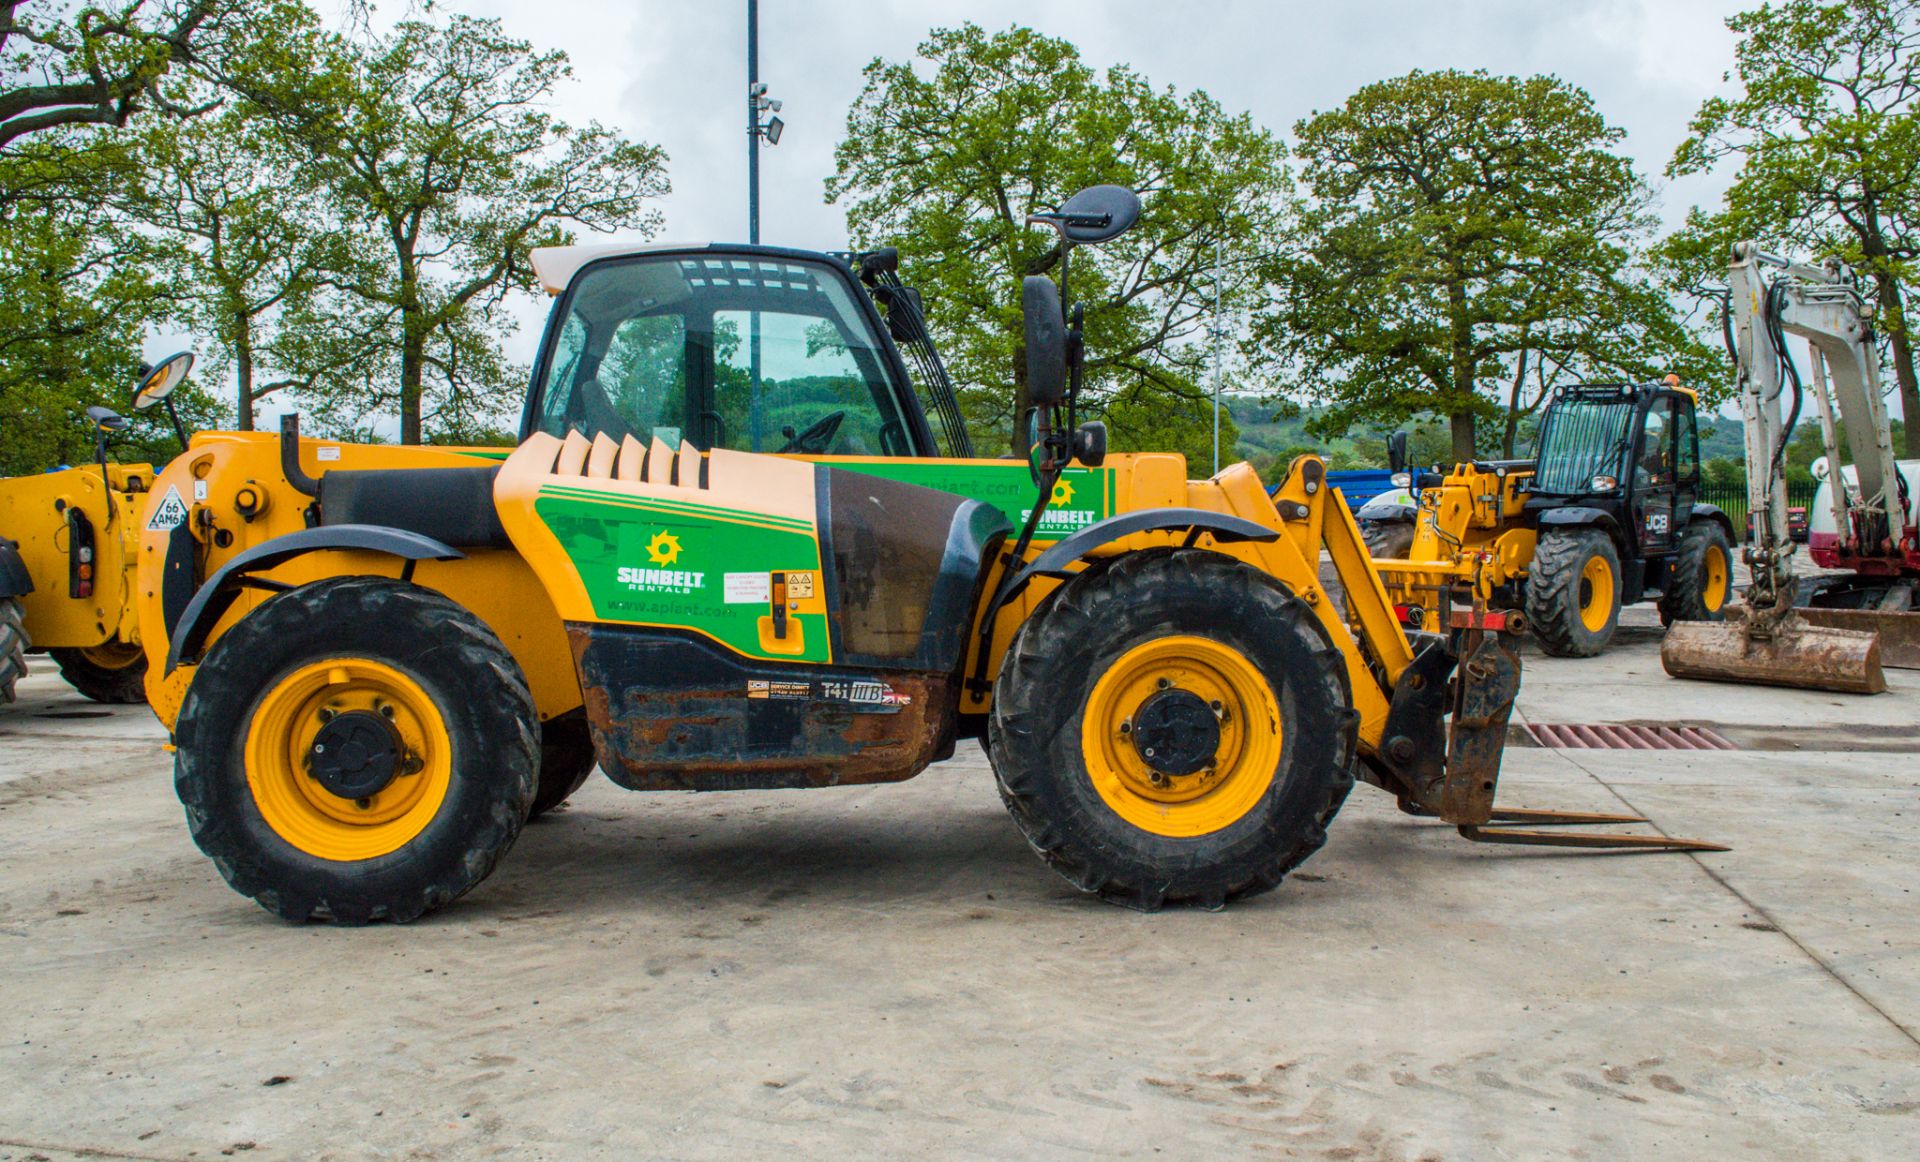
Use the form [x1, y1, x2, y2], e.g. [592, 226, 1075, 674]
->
[778, 410, 846, 454]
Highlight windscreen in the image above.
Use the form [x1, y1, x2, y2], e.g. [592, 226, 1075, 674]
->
[1532, 399, 1634, 494]
[534, 253, 916, 457]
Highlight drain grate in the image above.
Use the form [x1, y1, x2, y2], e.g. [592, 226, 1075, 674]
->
[1525, 723, 1737, 751]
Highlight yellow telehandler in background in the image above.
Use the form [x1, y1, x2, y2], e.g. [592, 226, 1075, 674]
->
[0, 356, 195, 705]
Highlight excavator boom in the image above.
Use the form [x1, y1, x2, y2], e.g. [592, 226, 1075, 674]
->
[1661, 242, 1905, 694]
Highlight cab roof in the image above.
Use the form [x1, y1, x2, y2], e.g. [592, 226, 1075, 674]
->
[527, 241, 856, 296]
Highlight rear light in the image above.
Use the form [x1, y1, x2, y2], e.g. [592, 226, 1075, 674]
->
[77, 563, 92, 581]
[1450, 609, 1511, 631]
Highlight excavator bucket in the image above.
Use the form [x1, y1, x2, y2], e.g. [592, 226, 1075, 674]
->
[1661, 612, 1886, 695]
[1794, 607, 1920, 670]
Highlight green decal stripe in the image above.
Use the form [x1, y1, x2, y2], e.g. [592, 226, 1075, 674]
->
[539, 485, 812, 534]
[829, 460, 1114, 538]
[534, 493, 829, 664]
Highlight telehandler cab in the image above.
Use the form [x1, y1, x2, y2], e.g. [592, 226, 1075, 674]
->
[137, 186, 1718, 925]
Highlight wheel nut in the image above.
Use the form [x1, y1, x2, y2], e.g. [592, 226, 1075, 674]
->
[378, 703, 396, 719]
[355, 797, 371, 809]
[1118, 720, 1132, 735]
[317, 708, 335, 723]
[1156, 678, 1172, 690]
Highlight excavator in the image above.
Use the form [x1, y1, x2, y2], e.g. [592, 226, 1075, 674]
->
[1662, 242, 1918, 693]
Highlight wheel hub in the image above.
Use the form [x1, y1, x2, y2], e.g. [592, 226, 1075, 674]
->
[1129, 687, 1220, 777]
[308, 710, 404, 800]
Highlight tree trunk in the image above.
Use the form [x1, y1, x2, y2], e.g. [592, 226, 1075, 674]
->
[1502, 345, 1529, 458]
[1447, 278, 1475, 462]
[233, 322, 254, 432]
[400, 330, 424, 445]
[1874, 276, 1920, 457]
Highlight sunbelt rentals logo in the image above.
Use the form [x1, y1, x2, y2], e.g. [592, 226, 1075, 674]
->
[616, 529, 706, 594]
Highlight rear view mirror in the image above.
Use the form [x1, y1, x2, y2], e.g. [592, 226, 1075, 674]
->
[1023, 275, 1067, 407]
[1056, 185, 1142, 245]
[86, 405, 129, 432]
[1387, 431, 1408, 474]
[133, 351, 194, 412]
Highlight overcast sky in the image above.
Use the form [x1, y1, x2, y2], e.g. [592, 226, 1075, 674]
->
[451, 0, 1743, 251]
[240, 0, 1755, 428]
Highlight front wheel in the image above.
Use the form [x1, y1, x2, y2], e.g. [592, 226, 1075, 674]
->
[1525, 527, 1622, 657]
[1658, 520, 1734, 626]
[174, 576, 538, 924]
[0, 596, 27, 704]
[988, 548, 1356, 910]
[48, 638, 147, 703]
[1361, 520, 1415, 559]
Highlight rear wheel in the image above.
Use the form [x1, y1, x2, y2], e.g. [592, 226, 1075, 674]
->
[1659, 520, 1735, 626]
[174, 576, 538, 924]
[1362, 520, 1415, 559]
[0, 597, 27, 704]
[988, 548, 1356, 910]
[48, 638, 147, 703]
[1526, 527, 1621, 657]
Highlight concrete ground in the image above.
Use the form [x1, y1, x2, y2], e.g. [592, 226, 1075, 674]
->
[1, 621, 1915, 1160]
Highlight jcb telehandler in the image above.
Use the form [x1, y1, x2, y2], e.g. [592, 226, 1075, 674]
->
[1357, 381, 1738, 657]
[136, 187, 1717, 924]
[0, 356, 196, 705]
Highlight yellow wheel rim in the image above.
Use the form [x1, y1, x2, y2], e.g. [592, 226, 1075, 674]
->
[244, 659, 453, 862]
[1080, 635, 1281, 839]
[1578, 554, 1615, 633]
[1702, 544, 1729, 612]
[78, 638, 143, 671]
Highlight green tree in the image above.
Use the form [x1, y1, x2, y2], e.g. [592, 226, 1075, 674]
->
[827, 23, 1287, 462]
[1670, 0, 1920, 455]
[235, 12, 670, 442]
[1261, 69, 1717, 462]
[1, 1, 261, 469]
[117, 102, 359, 430]
[0, 0, 219, 151]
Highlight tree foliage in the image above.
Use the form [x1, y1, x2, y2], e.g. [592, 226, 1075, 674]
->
[1669, 0, 1920, 455]
[1261, 69, 1717, 461]
[0, 0, 220, 151]
[228, 12, 670, 443]
[827, 23, 1271, 462]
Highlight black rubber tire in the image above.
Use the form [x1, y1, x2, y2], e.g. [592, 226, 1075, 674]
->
[1525, 527, 1622, 657]
[0, 597, 26, 704]
[48, 641, 148, 704]
[1658, 519, 1735, 627]
[530, 711, 597, 818]
[988, 548, 1357, 911]
[174, 576, 538, 925]
[1362, 520, 1415, 559]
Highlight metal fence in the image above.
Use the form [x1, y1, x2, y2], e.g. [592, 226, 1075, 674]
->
[1696, 480, 1820, 539]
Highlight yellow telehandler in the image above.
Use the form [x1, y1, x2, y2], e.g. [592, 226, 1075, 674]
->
[0, 356, 196, 705]
[134, 187, 1719, 924]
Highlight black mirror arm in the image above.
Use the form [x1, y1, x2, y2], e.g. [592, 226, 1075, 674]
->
[164, 397, 189, 452]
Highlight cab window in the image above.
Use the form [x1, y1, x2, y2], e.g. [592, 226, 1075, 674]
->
[1634, 402, 1673, 486]
[1672, 399, 1699, 482]
[531, 253, 918, 457]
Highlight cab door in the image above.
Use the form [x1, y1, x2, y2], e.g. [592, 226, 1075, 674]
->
[1629, 395, 1679, 555]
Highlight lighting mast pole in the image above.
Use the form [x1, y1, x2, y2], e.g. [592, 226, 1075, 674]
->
[747, 0, 760, 244]
[744, 1, 784, 447]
